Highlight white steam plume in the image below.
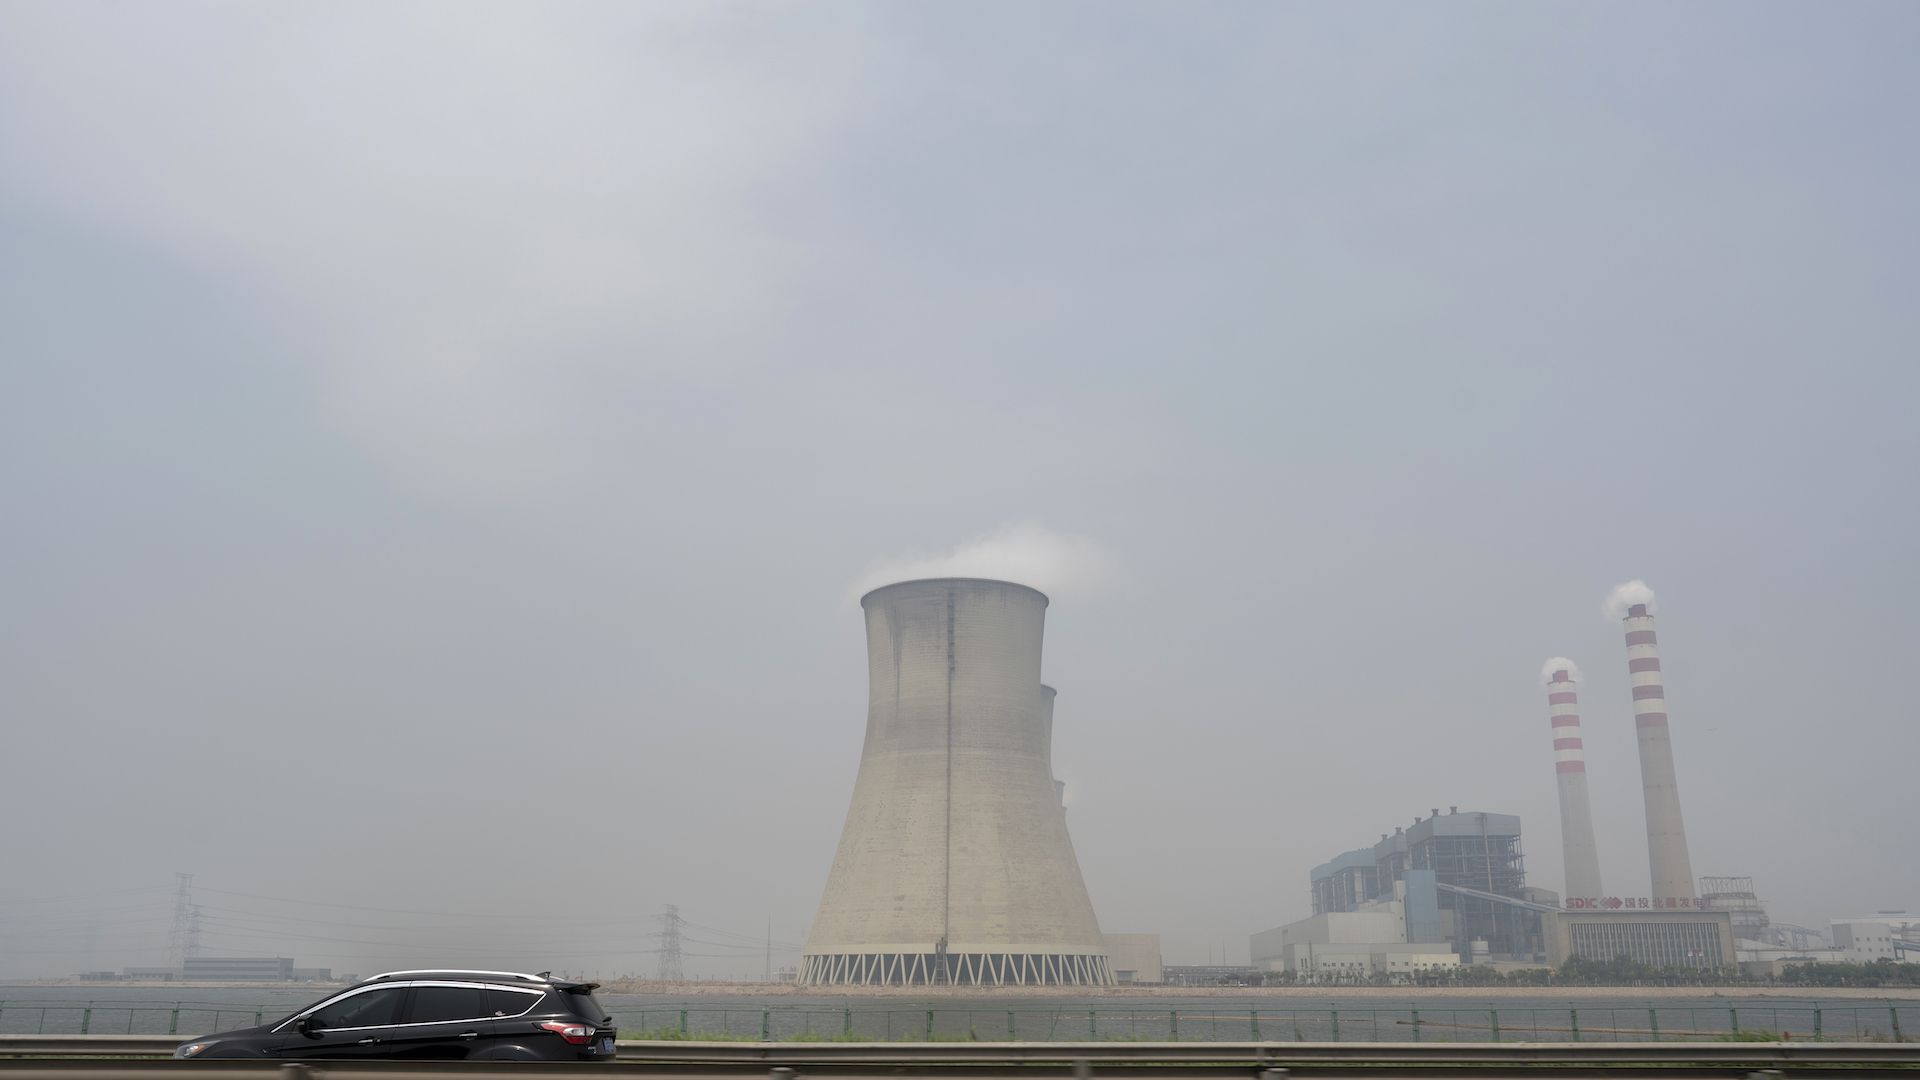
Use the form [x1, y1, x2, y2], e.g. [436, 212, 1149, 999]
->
[851, 524, 1120, 602]
[1603, 579, 1659, 621]
[1540, 657, 1583, 685]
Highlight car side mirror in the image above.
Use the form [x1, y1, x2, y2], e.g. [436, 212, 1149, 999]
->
[296, 1016, 322, 1037]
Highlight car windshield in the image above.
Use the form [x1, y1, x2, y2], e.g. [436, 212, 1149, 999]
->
[269, 989, 346, 1030]
[309, 986, 406, 1029]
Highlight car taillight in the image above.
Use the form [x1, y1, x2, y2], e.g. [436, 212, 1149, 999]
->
[537, 1020, 596, 1045]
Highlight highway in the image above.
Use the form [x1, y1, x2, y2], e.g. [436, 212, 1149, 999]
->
[2, 1036, 1918, 1079]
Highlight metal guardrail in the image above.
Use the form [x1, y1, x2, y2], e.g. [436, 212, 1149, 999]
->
[616, 1040, 1920, 1065]
[4, 1002, 1914, 1043]
[4, 1035, 1920, 1065]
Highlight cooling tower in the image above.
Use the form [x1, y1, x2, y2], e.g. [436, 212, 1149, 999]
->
[1622, 602, 1697, 902]
[1544, 665, 1604, 903]
[800, 578, 1112, 986]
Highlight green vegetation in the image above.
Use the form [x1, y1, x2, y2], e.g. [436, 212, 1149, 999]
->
[619, 1027, 755, 1041]
[1778, 959, 1920, 987]
[1252, 953, 1920, 987]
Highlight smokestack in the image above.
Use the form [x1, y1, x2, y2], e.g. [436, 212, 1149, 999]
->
[1542, 659, 1603, 902]
[800, 578, 1112, 986]
[1612, 585, 1697, 902]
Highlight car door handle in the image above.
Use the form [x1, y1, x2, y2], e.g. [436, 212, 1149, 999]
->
[460, 1033, 479, 1040]
[357, 1038, 379, 1045]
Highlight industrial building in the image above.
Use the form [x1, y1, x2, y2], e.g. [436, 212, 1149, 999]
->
[1527, 588, 1729, 969]
[800, 578, 1113, 986]
[1253, 587, 1751, 974]
[1273, 811, 1541, 967]
[1258, 584, 1876, 979]
[1542, 909, 1735, 968]
[1304, 808, 1539, 962]
[1253, 874, 1460, 980]
[1724, 908, 1920, 975]
[1102, 934, 1164, 984]
[182, 956, 296, 981]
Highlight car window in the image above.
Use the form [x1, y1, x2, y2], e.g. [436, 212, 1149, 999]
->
[561, 989, 609, 1023]
[309, 987, 406, 1030]
[484, 988, 543, 1018]
[407, 985, 486, 1024]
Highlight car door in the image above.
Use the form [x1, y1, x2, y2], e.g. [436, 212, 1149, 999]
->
[278, 984, 412, 1059]
[477, 985, 550, 1060]
[382, 982, 492, 1060]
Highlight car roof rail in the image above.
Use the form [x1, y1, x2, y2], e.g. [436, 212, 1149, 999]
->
[367, 969, 547, 982]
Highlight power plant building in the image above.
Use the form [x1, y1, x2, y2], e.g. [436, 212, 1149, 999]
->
[1301, 808, 1540, 963]
[800, 578, 1113, 986]
[1542, 909, 1735, 969]
[1254, 873, 1460, 979]
[1265, 584, 1742, 977]
[1519, 586, 1733, 971]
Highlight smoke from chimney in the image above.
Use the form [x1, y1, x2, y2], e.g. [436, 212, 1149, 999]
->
[1540, 656, 1583, 685]
[851, 524, 1120, 603]
[1603, 579, 1658, 621]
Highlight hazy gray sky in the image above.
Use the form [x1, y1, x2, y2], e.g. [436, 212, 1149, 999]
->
[2, 1, 1916, 979]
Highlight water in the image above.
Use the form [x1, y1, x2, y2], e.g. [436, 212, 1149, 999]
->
[2, 985, 1913, 1042]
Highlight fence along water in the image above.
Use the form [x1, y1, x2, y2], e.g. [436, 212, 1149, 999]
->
[0, 1000, 1911, 1042]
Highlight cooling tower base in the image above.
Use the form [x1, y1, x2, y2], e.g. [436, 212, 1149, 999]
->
[800, 950, 1115, 987]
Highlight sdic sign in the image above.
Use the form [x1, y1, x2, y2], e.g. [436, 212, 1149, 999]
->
[1564, 896, 1711, 910]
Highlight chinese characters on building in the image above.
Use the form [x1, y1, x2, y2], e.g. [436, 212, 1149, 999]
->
[1563, 897, 1711, 910]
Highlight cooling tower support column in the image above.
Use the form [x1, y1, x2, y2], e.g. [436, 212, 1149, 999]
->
[800, 578, 1113, 986]
[1546, 667, 1604, 904]
[1623, 603, 1697, 902]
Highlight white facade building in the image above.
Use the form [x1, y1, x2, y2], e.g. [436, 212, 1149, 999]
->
[1250, 899, 1457, 980]
[1833, 919, 1916, 962]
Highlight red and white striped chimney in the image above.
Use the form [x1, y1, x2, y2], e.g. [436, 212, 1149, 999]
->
[1544, 661, 1604, 904]
[1620, 595, 1697, 902]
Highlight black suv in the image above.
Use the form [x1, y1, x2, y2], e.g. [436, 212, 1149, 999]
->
[173, 970, 617, 1061]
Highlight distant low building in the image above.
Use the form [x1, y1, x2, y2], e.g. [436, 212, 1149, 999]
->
[182, 956, 295, 981]
[1160, 964, 1257, 986]
[1832, 919, 1909, 963]
[123, 967, 178, 982]
[1103, 934, 1163, 985]
[1251, 892, 1458, 980]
